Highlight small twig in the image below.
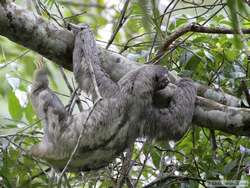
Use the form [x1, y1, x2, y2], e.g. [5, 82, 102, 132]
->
[59, 66, 73, 93]
[70, 91, 88, 113]
[235, 153, 245, 179]
[147, 0, 176, 61]
[210, 129, 217, 160]
[126, 177, 134, 188]
[0, 118, 41, 138]
[154, 146, 186, 157]
[119, 32, 154, 54]
[58, 97, 102, 182]
[165, 0, 180, 36]
[32, 0, 42, 15]
[59, 67, 83, 112]
[208, 56, 225, 85]
[106, 0, 130, 49]
[54, 1, 67, 27]
[157, 3, 226, 20]
[0, 50, 30, 69]
[66, 88, 89, 114]
[63, 11, 87, 21]
[134, 141, 152, 187]
[37, 0, 63, 27]
[116, 147, 133, 188]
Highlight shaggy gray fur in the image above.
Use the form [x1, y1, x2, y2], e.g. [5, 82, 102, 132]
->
[30, 25, 196, 171]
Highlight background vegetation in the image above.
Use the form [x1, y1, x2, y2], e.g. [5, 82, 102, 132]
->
[0, 0, 250, 187]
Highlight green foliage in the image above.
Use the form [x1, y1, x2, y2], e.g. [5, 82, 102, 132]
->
[1, 0, 250, 187]
[226, 0, 249, 48]
[7, 91, 22, 120]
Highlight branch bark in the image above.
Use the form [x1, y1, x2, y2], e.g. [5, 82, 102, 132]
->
[158, 22, 250, 54]
[0, 2, 249, 136]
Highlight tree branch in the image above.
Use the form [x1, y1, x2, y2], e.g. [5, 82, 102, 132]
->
[105, 0, 130, 49]
[0, 2, 249, 136]
[194, 96, 250, 136]
[158, 22, 250, 55]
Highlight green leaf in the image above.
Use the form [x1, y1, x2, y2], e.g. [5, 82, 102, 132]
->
[132, 0, 153, 32]
[150, 148, 161, 168]
[226, 0, 238, 29]
[204, 50, 214, 62]
[24, 103, 35, 124]
[8, 91, 22, 120]
[0, 127, 20, 136]
[237, 0, 249, 16]
[184, 54, 201, 71]
[179, 50, 193, 65]
[169, 17, 189, 31]
[225, 49, 238, 61]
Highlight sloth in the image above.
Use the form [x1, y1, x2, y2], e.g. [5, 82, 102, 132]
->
[30, 25, 197, 171]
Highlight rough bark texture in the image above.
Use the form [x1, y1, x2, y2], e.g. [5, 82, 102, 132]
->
[0, 2, 250, 136]
[194, 96, 250, 135]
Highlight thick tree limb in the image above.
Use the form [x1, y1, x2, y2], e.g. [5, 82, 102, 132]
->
[194, 96, 250, 136]
[0, 2, 249, 136]
[0, 2, 73, 70]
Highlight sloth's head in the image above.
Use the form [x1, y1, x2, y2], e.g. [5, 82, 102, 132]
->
[154, 67, 170, 91]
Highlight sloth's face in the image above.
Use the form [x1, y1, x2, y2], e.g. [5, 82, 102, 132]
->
[155, 68, 169, 90]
